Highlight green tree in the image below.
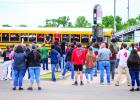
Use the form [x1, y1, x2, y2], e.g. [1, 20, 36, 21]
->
[102, 15, 123, 30]
[127, 18, 137, 26]
[2, 24, 12, 27]
[136, 15, 140, 22]
[57, 16, 70, 27]
[18, 24, 28, 27]
[45, 19, 57, 27]
[67, 22, 73, 27]
[75, 16, 91, 28]
[102, 16, 114, 28]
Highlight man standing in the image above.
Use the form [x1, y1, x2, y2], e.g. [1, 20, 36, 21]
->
[115, 43, 131, 86]
[98, 43, 111, 85]
[72, 43, 85, 85]
[40, 43, 48, 70]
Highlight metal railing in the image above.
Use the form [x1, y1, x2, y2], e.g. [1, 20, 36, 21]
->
[114, 23, 140, 37]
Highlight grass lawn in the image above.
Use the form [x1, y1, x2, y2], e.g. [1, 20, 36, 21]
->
[40, 71, 61, 79]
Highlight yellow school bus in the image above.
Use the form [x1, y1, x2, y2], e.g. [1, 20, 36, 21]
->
[0, 27, 113, 50]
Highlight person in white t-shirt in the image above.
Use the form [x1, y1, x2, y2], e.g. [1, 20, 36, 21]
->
[115, 43, 131, 86]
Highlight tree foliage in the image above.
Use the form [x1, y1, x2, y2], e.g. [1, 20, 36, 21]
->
[101, 15, 140, 31]
[75, 16, 91, 28]
[18, 24, 28, 27]
[127, 18, 137, 26]
[57, 16, 70, 27]
[2, 24, 12, 27]
[45, 16, 72, 27]
[102, 15, 122, 30]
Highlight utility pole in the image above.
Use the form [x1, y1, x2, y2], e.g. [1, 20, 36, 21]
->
[127, 0, 130, 20]
[114, 0, 116, 33]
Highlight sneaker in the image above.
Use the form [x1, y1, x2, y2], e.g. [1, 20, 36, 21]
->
[87, 80, 90, 84]
[52, 79, 56, 82]
[100, 83, 104, 85]
[128, 84, 131, 86]
[27, 87, 33, 90]
[38, 87, 42, 90]
[130, 88, 134, 92]
[94, 74, 97, 77]
[80, 81, 84, 86]
[19, 87, 24, 90]
[3, 78, 7, 80]
[72, 81, 78, 86]
[115, 84, 119, 86]
[107, 83, 111, 85]
[12, 87, 16, 90]
[135, 88, 140, 91]
[90, 81, 93, 84]
[59, 75, 65, 79]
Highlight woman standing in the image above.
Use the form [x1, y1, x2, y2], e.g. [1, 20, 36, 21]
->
[13, 45, 26, 90]
[109, 44, 117, 80]
[27, 44, 42, 90]
[127, 49, 140, 91]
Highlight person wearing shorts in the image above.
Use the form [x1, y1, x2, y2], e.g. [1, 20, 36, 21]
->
[72, 43, 85, 85]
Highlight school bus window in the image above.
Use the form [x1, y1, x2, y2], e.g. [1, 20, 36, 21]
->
[0, 33, 1, 42]
[71, 34, 80, 42]
[21, 33, 28, 42]
[81, 35, 89, 43]
[10, 33, 19, 41]
[29, 34, 36, 42]
[54, 33, 61, 42]
[45, 34, 52, 43]
[37, 34, 44, 43]
[2, 33, 9, 42]
[62, 34, 69, 42]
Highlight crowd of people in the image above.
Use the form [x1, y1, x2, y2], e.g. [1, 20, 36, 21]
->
[0, 40, 140, 92]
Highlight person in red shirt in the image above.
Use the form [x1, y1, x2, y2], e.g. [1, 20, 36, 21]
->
[54, 32, 60, 42]
[71, 43, 85, 85]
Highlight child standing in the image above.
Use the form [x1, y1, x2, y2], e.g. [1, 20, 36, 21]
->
[85, 47, 96, 83]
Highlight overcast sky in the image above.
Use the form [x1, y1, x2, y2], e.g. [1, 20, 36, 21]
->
[0, 0, 139, 27]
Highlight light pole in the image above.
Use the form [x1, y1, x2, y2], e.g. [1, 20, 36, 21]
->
[114, 0, 116, 33]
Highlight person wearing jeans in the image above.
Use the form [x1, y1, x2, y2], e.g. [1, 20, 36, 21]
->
[28, 67, 40, 87]
[51, 64, 58, 81]
[109, 44, 117, 80]
[40, 43, 48, 70]
[99, 61, 111, 84]
[27, 44, 42, 90]
[13, 69, 26, 89]
[127, 49, 140, 91]
[85, 47, 96, 83]
[61, 43, 74, 80]
[98, 43, 111, 85]
[62, 61, 74, 80]
[42, 58, 48, 70]
[13, 45, 26, 90]
[50, 44, 60, 81]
